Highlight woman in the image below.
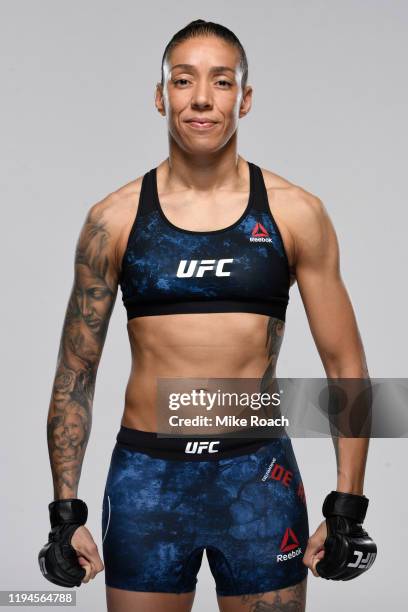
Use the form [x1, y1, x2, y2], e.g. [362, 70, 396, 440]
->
[40, 19, 373, 612]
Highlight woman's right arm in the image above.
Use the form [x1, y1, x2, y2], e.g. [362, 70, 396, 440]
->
[46, 196, 121, 501]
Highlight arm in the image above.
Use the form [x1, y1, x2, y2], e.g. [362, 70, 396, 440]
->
[47, 197, 120, 500]
[293, 193, 369, 495]
[291, 191, 375, 578]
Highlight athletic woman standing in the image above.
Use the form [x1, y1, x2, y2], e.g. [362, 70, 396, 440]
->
[39, 19, 376, 612]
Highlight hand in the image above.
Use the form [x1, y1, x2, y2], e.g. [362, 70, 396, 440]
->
[71, 525, 104, 583]
[302, 520, 327, 577]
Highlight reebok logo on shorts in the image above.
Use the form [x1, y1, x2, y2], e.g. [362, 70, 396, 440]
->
[277, 527, 303, 562]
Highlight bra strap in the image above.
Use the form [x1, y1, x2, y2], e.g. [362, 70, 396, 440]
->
[136, 168, 156, 216]
[249, 162, 271, 215]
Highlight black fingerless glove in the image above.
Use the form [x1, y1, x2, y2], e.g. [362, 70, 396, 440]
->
[316, 491, 377, 580]
[38, 499, 88, 588]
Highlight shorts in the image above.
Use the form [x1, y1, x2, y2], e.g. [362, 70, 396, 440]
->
[101, 427, 309, 596]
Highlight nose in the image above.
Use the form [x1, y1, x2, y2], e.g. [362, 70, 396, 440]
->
[191, 78, 213, 109]
[80, 293, 93, 317]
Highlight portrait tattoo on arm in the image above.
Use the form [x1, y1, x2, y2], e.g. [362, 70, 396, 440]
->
[47, 204, 118, 499]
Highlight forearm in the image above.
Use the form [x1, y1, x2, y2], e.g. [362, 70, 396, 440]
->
[47, 362, 98, 500]
[46, 202, 118, 500]
[326, 362, 371, 496]
[47, 292, 102, 499]
[333, 436, 369, 494]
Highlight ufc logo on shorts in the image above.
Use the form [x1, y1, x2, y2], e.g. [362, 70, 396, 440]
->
[185, 441, 220, 454]
[347, 550, 377, 570]
[176, 259, 233, 278]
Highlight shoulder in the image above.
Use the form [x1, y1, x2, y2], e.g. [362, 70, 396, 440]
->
[81, 174, 145, 272]
[87, 174, 144, 229]
[259, 165, 331, 244]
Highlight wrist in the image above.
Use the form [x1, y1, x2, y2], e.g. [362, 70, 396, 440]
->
[336, 474, 364, 495]
[336, 485, 364, 495]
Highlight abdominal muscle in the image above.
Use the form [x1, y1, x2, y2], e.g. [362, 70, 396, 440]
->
[121, 311, 284, 432]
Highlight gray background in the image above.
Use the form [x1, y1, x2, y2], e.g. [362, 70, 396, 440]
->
[1, 0, 407, 609]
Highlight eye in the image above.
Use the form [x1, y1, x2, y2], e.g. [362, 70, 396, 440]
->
[174, 78, 190, 86]
[216, 80, 232, 88]
[88, 287, 107, 299]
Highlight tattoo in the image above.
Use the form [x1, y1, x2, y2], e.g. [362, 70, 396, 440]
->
[240, 594, 265, 606]
[261, 317, 284, 389]
[239, 578, 307, 611]
[286, 581, 306, 600]
[257, 317, 285, 422]
[47, 205, 117, 499]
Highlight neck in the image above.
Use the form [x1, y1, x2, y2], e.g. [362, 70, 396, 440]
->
[163, 134, 246, 192]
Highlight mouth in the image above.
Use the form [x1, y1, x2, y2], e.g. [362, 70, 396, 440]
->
[85, 316, 100, 329]
[185, 120, 218, 130]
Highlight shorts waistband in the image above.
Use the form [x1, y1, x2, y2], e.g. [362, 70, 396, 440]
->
[116, 426, 281, 460]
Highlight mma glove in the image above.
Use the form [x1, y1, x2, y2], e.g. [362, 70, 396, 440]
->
[38, 499, 88, 588]
[316, 490, 377, 580]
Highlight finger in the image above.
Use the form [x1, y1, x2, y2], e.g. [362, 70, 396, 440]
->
[82, 549, 104, 575]
[303, 543, 320, 569]
[311, 557, 320, 577]
[78, 556, 97, 580]
[71, 531, 104, 577]
[89, 562, 97, 580]
[303, 546, 323, 574]
[80, 562, 92, 584]
[74, 541, 100, 563]
[312, 550, 325, 577]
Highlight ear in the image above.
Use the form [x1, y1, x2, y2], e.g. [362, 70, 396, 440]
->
[239, 85, 253, 119]
[155, 83, 166, 116]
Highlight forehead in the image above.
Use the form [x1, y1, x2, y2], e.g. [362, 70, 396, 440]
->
[65, 413, 80, 422]
[168, 36, 240, 72]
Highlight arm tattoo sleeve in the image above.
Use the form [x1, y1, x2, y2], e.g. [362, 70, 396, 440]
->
[47, 205, 118, 500]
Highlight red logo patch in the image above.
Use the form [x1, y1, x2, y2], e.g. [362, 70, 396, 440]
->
[251, 222, 269, 237]
[270, 463, 293, 487]
[280, 528, 300, 553]
[297, 482, 306, 505]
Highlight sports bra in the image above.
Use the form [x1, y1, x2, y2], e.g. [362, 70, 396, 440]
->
[119, 161, 291, 321]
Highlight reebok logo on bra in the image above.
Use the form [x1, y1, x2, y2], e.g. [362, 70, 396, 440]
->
[250, 222, 273, 243]
[176, 259, 233, 278]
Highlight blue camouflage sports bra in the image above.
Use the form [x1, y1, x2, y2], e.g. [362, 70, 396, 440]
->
[119, 161, 291, 322]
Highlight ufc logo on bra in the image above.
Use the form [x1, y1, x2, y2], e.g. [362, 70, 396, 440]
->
[185, 441, 220, 454]
[176, 259, 234, 278]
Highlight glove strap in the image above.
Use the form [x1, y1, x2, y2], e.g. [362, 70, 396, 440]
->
[322, 491, 369, 523]
[49, 499, 88, 529]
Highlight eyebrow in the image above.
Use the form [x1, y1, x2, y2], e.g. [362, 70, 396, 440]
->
[170, 63, 236, 75]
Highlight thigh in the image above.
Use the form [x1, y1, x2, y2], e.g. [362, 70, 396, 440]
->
[101, 444, 205, 594]
[106, 586, 196, 612]
[217, 577, 307, 612]
[207, 439, 309, 597]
